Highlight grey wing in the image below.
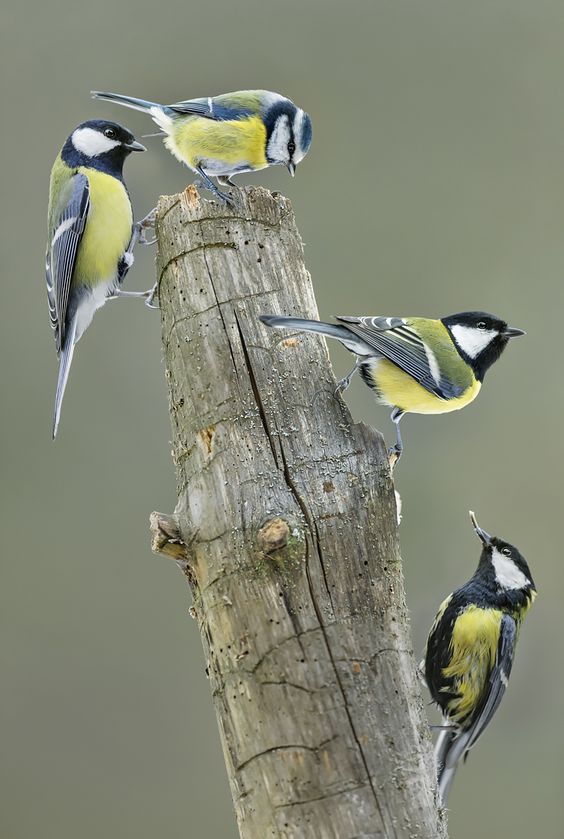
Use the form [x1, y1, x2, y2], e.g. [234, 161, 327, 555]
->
[446, 614, 517, 771]
[464, 614, 517, 752]
[337, 315, 463, 400]
[46, 173, 90, 354]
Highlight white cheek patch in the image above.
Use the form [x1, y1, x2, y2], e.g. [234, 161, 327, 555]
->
[72, 127, 120, 157]
[292, 110, 306, 163]
[491, 548, 529, 590]
[267, 115, 291, 163]
[450, 324, 497, 358]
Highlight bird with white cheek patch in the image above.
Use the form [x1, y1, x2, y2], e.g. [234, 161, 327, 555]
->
[91, 89, 312, 204]
[259, 310, 525, 465]
[46, 119, 157, 438]
[422, 511, 536, 805]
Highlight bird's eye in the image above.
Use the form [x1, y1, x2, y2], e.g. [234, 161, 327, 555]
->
[502, 547, 511, 556]
[477, 321, 486, 330]
[104, 128, 117, 139]
[288, 140, 296, 156]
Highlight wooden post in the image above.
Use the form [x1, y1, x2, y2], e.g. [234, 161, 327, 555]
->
[151, 185, 446, 839]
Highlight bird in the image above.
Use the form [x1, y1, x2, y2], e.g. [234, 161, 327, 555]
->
[46, 119, 155, 439]
[423, 512, 536, 804]
[259, 311, 525, 462]
[91, 89, 312, 203]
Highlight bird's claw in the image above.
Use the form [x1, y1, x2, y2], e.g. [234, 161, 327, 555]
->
[139, 207, 157, 228]
[215, 189, 236, 206]
[387, 444, 402, 472]
[136, 208, 158, 245]
[144, 284, 159, 309]
[193, 177, 236, 206]
[334, 376, 351, 396]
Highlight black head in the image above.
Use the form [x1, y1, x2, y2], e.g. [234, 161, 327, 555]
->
[469, 511, 535, 593]
[441, 311, 525, 381]
[264, 99, 312, 176]
[61, 119, 145, 176]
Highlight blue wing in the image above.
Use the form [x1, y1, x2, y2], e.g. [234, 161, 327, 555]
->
[46, 173, 90, 354]
[337, 315, 464, 400]
[168, 96, 253, 121]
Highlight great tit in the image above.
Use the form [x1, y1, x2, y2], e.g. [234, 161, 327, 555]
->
[91, 89, 312, 203]
[422, 512, 536, 805]
[46, 119, 154, 439]
[259, 311, 524, 462]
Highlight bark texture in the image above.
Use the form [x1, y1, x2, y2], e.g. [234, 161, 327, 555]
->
[153, 185, 446, 839]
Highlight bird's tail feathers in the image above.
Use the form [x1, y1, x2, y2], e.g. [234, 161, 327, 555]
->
[52, 320, 77, 440]
[435, 723, 470, 805]
[91, 91, 165, 114]
[259, 315, 368, 354]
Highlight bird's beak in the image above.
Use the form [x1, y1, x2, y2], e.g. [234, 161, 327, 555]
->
[503, 326, 526, 338]
[287, 162, 296, 177]
[125, 140, 146, 152]
[469, 511, 493, 546]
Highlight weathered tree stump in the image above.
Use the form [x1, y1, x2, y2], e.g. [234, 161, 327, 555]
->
[152, 185, 446, 839]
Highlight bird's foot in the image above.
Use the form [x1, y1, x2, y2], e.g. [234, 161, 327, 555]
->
[135, 207, 158, 245]
[193, 173, 236, 206]
[334, 360, 361, 396]
[334, 374, 352, 396]
[144, 283, 159, 309]
[211, 186, 236, 206]
[387, 443, 402, 472]
[108, 284, 159, 308]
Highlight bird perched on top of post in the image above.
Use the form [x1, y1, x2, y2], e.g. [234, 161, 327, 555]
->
[91, 89, 312, 203]
[259, 310, 525, 464]
[46, 119, 155, 439]
[423, 511, 536, 805]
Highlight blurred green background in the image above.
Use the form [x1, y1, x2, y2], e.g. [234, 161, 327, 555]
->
[2, 1, 563, 836]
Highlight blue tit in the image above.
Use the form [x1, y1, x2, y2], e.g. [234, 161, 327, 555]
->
[46, 119, 153, 439]
[91, 89, 312, 203]
[423, 512, 536, 804]
[259, 311, 524, 463]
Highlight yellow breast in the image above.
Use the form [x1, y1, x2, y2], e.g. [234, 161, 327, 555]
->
[372, 358, 481, 414]
[74, 168, 132, 285]
[166, 115, 268, 172]
[442, 605, 502, 722]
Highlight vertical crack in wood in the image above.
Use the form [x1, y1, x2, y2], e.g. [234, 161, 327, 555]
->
[234, 312, 280, 469]
[202, 243, 240, 382]
[234, 310, 389, 832]
[277, 426, 388, 833]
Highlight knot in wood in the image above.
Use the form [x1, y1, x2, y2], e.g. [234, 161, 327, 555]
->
[257, 517, 290, 554]
[149, 512, 190, 562]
